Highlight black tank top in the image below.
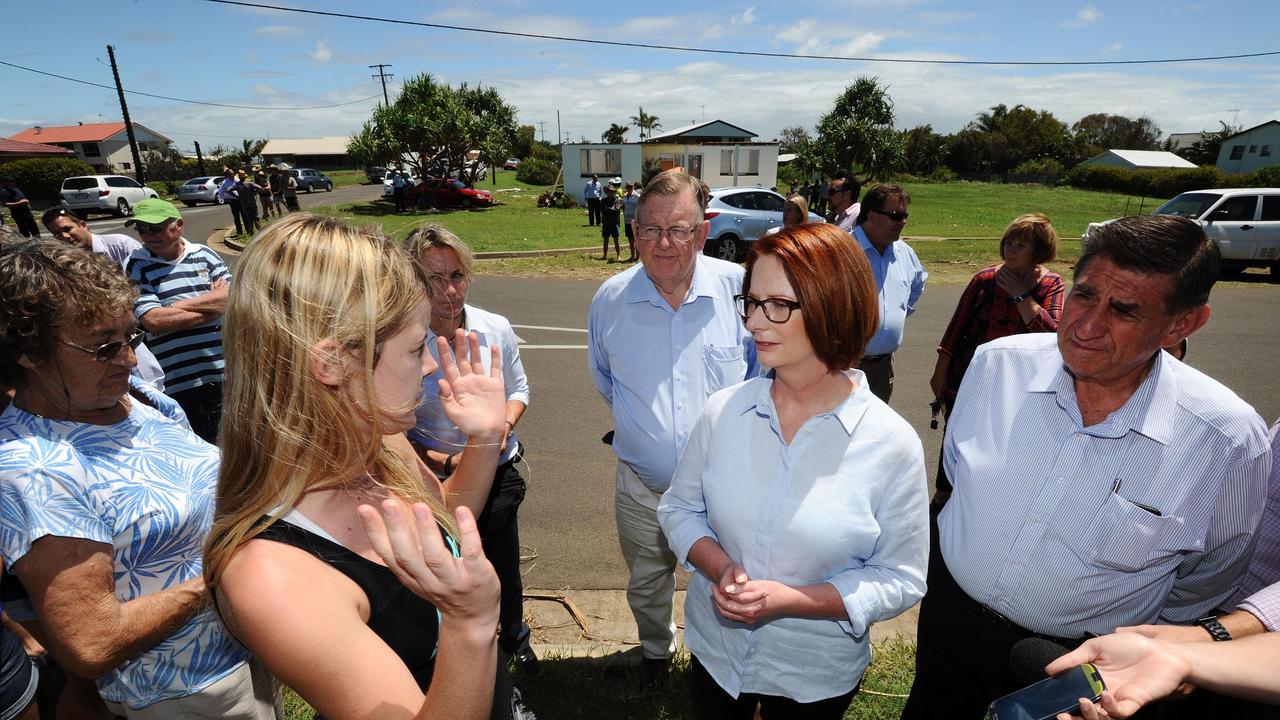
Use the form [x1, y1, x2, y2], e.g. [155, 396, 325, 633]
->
[255, 518, 441, 689]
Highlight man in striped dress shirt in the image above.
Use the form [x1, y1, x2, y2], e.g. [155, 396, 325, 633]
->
[902, 214, 1272, 718]
[125, 199, 230, 443]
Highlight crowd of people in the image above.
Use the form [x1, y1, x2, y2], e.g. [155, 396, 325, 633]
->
[0, 166, 1276, 720]
[216, 164, 300, 237]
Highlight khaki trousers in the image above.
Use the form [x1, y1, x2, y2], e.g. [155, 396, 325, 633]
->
[103, 658, 279, 720]
[615, 461, 678, 660]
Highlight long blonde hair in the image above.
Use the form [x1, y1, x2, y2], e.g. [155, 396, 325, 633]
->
[204, 213, 451, 587]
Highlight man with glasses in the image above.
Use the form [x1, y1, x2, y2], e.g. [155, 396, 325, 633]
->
[124, 199, 230, 442]
[588, 170, 758, 677]
[828, 173, 861, 234]
[41, 207, 166, 391]
[853, 183, 927, 403]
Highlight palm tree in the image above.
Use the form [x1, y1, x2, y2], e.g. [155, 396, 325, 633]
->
[237, 138, 269, 166]
[602, 123, 629, 144]
[629, 107, 662, 141]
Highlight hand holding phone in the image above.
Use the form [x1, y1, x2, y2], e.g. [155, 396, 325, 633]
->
[986, 663, 1105, 720]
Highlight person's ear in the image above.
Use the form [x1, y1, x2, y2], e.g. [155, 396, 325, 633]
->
[1162, 304, 1211, 349]
[309, 338, 347, 386]
[15, 353, 39, 371]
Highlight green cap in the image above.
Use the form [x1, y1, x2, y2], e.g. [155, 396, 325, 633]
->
[126, 198, 182, 226]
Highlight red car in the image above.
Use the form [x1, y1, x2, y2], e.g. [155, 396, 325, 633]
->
[406, 177, 493, 208]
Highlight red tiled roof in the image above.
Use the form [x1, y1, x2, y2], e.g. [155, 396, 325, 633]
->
[0, 138, 76, 156]
[9, 123, 129, 143]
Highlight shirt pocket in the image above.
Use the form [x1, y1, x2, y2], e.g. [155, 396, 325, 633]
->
[702, 344, 747, 391]
[1081, 493, 1200, 572]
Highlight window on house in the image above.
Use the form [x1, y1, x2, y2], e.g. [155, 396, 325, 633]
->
[81, 142, 101, 157]
[1262, 145, 1273, 157]
[121, 163, 131, 170]
[1249, 145, 1257, 153]
[579, 148, 621, 176]
[1229, 145, 1245, 160]
[720, 148, 761, 176]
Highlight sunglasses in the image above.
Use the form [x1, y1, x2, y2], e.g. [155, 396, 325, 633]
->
[134, 220, 173, 235]
[61, 330, 147, 363]
[872, 208, 909, 222]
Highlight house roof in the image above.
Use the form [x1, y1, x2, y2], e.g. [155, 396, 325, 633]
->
[9, 122, 172, 144]
[0, 138, 75, 157]
[1165, 132, 1202, 149]
[1221, 120, 1280, 142]
[262, 136, 353, 156]
[644, 120, 757, 143]
[1087, 149, 1198, 169]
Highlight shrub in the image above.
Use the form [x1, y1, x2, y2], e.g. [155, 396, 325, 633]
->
[516, 157, 559, 186]
[145, 181, 171, 196]
[537, 189, 578, 209]
[1246, 165, 1280, 187]
[0, 157, 96, 204]
[1065, 164, 1229, 197]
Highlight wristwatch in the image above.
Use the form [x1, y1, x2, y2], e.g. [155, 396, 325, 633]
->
[1012, 292, 1032, 304]
[1196, 615, 1232, 642]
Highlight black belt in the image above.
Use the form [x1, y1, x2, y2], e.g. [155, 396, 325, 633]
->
[976, 601, 1084, 647]
[861, 353, 892, 363]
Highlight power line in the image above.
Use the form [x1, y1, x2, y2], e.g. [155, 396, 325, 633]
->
[204, 0, 1280, 67]
[0, 59, 380, 110]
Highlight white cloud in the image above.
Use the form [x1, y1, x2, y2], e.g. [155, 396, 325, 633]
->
[310, 40, 332, 64]
[732, 6, 756, 27]
[1104, 42, 1124, 54]
[254, 25, 306, 37]
[775, 19, 885, 56]
[1062, 5, 1102, 28]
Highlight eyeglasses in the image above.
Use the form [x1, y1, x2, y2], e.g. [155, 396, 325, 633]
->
[734, 294, 802, 324]
[636, 224, 697, 243]
[134, 220, 172, 235]
[827, 185, 848, 196]
[61, 330, 147, 363]
[872, 208, 909, 222]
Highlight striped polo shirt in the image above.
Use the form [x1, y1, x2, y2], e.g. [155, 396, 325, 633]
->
[126, 240, 230, 395]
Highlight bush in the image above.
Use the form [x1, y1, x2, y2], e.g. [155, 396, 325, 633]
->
[516, 158, 559, 186]
[537, 189, 578, 209]
[1065, 164, 1232, 197]
[145, 181, 170, 196]
[0, 157, 96, 204]
[1246, 165, 1280, 187]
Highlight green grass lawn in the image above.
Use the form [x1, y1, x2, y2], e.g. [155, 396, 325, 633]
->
[900, 182, 1160, 239]
[281, 636, 917, 719]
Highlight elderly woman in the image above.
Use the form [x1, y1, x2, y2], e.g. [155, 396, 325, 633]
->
[927, 213, 1065, 503]
[404, 223, 538, 673]
[203, 214, 518, 719]
[0, 241, 272, 719]
[658, 223, 929, 718]
[765, 195, 812, 235]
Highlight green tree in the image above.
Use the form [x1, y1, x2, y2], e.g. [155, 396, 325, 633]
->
[1072, 113, 1163, 157]
[236, 138, 269, 166]
[809, 76, 904, 182]
[1176, 121, 1241, 166]
[347, 73, 518, 187]
[947, 104, 1074, 174]
[512, 125, 537, 159]
[629, 107, 661, 141]
[900, 124, 949, 175]
[602, 123, 629, 144]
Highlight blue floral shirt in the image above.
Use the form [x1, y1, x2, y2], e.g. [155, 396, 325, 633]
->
[0, 378, 248, 709]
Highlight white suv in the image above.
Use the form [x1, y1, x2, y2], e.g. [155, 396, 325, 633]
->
[60, 175, 159, 218]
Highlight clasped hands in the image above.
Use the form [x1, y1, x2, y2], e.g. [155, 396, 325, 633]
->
[711, 561, 799, 625]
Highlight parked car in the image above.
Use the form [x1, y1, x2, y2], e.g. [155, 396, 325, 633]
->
[405, 177, 494, 209]
[382, 170, 420, 198]
[503, 158, 521, 171]
[174, 176, 225, 207]
[60, 175, 159, 218]
[1083, 187, 1280, 277]
[365, 165, 388, 183]
[703, 187, 825, 261]
[291, 168, 333, 192]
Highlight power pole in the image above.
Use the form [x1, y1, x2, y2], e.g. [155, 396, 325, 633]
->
[556, 110, 562, 147]
[106, 45, 145, 184]
[537, 121, 547, 143]
[194, 140, 206, 175]
[369, 64, 393, 106]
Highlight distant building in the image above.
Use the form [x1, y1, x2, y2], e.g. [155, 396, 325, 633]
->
[1078, 149, 1198, 170]
[8, 122, 171, 174]
[1215, 121, 1280, 175]
[1165, 132, 1202, 151]
[262, 136, 354, 169]
[562, 120, 780, 200]
[0, 138, 75, 164]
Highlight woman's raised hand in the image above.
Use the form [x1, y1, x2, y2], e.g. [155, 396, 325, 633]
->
[358, 499, 500, 628]
[436, 329, 507, 440]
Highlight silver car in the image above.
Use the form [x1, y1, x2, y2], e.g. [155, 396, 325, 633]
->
[703, 187, 825, 261]
[291, 168, 333, 192]
[60, 175, 159, 218]
[175, 176, 226, 207]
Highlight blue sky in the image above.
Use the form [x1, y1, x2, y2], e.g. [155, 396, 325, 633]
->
[4, 0, 1278, 155]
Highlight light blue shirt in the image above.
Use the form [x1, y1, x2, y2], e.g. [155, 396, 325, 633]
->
[0, 377, 249, 709]
[588, 257, 757, 492]
[853, 225, 926, 356]
[940, 333, 1271, 638]
[584, 180, 602, 199]
[409, 304, 529, 466]
[658, 372, 928, 702]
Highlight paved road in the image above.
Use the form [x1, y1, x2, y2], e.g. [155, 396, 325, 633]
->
[470, 276, 1280, 590]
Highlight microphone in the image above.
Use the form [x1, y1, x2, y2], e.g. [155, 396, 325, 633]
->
[1009, 637, 1075, 686]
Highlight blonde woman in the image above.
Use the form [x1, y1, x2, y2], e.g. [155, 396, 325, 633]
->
[203, 214, 515, 719]
[765, 195, 812, 236]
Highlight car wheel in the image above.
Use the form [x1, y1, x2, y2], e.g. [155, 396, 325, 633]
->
[708, 234, 740, 262]
[183, 201, 197, 208]
[325, 182, 333, 192]
[115, 198, 131, 218]
[304, 183, 313, 193]
[462, 198, 472, 209]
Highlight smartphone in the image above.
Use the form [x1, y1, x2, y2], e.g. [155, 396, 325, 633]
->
[985, 663, 1106, 720]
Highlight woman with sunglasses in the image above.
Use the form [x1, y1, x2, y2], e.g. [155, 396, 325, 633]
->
[658, 223, 929, 719]
[0, 241, 274, 719]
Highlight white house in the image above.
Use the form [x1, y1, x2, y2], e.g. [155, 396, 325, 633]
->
[262, 136, 355, 169]
[1078, 149, 1198, 170]
[1215, 121, 1280, 175]
[8, 122, 171, 174]
[562, 120, 780, 200]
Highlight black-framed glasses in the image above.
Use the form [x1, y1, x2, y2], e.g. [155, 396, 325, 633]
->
[827, 185, 848, 196]
[636, 224, 697, 243]
[134, 220, 173, 235]
[61, 330, 147, 363]
[872, 208, 909, 222]
[734, 294, 802, 323]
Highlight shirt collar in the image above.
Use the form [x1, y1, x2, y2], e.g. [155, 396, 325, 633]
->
[854, 226, 895, 258]
[743, 368, 872, 437]
[1028, 345, 1176, 444]
[623, 257, 715, 307]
